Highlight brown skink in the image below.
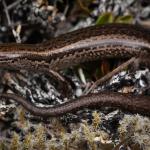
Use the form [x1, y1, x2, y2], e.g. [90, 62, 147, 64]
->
[0, 23, 150, 71]
[0, 92, 149, 117]
[0, 23, 150, 117]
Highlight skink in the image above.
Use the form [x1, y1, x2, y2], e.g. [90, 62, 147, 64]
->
[0, 23, 149, 71]
[0, 23, 149, 117]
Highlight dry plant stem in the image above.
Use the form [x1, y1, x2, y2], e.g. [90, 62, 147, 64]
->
[2, 0, 11, 26]
[77, 0, 91, 14]
[48, 70, 72, 96]
[85, 57, 136, 94]
[7, 0, 22, 10]
[49, 70, 66, 83]
[0, 92, 149, 117]
[2, 0, 21, 43]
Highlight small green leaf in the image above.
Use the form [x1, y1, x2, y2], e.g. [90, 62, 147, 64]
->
[115, 15, 133, 24]
[96, 12, 114, 25]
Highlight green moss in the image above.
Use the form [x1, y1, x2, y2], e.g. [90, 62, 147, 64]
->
[118, 115, 150, 150]
[10, 133, 20, 150]
[0, 140, 8, 150]
[22, 133, 33, 150]
[33, 124, 46, 150]
[96, 12, 133, 25]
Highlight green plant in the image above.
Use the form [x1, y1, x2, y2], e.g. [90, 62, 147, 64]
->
[96, 12, 133, 25]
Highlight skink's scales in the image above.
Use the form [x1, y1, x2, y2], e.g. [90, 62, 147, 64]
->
[0, 23, 150, 117]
